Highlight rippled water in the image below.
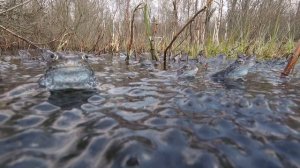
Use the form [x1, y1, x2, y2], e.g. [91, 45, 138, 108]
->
[0, 54, 299, 168]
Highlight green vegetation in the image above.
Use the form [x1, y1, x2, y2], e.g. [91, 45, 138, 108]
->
[143, 3, 158, 61]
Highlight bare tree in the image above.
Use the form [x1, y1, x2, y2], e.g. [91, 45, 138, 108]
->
[0, 0, 298, 60]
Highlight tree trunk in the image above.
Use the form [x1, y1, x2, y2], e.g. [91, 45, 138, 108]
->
[172, 0, 179, 30]
[227, 0, 238, 33]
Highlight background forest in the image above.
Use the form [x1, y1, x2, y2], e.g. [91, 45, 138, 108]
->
[0, 0, 300, 58]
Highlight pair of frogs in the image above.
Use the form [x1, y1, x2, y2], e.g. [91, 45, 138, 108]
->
[39, 50, 256, 91]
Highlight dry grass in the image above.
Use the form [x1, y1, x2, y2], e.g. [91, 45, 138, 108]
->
[0, 0, 299, 59]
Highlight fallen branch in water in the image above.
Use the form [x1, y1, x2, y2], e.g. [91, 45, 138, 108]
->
[0, 25, 41, 49]
[281, 41, 300, 77]
[163, 0, 212, 70]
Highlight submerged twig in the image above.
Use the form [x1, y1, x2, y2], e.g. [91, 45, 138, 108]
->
[281, 41, 300, 77]
[163, 0, 212, 70]
[0, 25, 40, 49]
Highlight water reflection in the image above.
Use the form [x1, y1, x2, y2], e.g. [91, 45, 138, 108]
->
[48, 89, 98, 109]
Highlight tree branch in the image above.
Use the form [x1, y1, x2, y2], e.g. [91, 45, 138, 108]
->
[0, 0, 33, 15]
[163, 0, 213, 70]
[0, 25, 41, 49]
[281, 41, 300, 77]
[126, 2, 144, 63]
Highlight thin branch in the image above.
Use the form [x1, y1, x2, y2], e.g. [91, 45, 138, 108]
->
[0, 25, 40, 49]
[126, 2, 144, 64]
[173, 33, 190, 51]
[90, 32, 104, 52]
[0, 0, 33, 15]
[163, 0, 212, 70]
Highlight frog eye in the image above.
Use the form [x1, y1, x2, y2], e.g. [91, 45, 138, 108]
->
[237, 59, 244, 64]
[82, 55, 89, 60]
[50, 53, 58, 60]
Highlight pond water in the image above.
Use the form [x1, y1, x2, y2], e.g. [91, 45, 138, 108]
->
[0, 53, 299, 168]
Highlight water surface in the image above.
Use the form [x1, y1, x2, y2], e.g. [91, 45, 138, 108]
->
[0, 54, 299, 168]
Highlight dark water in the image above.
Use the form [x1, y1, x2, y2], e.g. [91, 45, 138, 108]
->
[0, 54, 299, 168]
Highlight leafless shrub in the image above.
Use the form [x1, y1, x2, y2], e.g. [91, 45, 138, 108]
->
[0, 0, 298, 58]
